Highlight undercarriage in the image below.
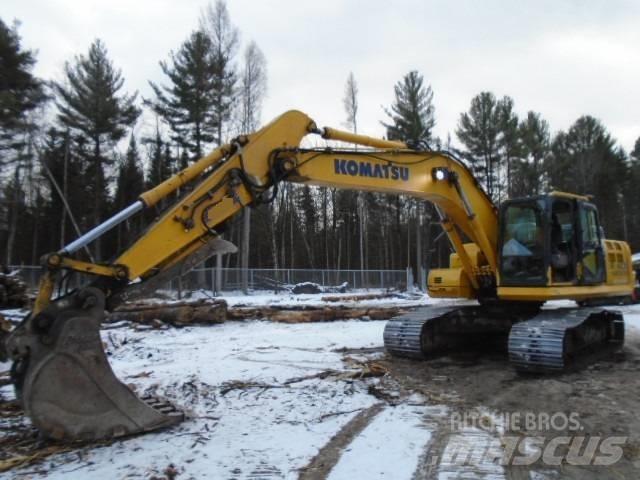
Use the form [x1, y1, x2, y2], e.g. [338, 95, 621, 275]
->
[384, 303, 625, 373]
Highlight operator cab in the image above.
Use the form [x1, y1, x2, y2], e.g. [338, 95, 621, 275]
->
[498, 192, 605, 287]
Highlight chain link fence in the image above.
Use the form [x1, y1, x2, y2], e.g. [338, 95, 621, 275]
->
[9, 265, 409, 294]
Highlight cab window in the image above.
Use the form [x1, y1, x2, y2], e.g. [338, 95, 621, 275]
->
[500, 204, 546, 283]
[580, 208, 599, 246]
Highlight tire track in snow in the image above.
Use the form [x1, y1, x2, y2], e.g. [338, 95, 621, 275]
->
[324, 404, 434, 480]
[299, 403, 385, 480]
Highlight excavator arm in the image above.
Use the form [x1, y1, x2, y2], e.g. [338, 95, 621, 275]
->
[36, 110, 499, 312]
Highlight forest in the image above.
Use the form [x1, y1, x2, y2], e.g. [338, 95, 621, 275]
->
[2, 1, 640, 279]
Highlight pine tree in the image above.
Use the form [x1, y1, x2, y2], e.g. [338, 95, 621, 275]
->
[547, 116, 627, 238]
[52, 39, 139, 259]
[496, 96, 520, 200]
[512, 111, 550, 197]
[147, 30, 217, 160]
[382, 71, 435, 147]
[456, 92, 501, 200]
[632, 137, 640, 162]
[200, 0, 239, 145]
[115, 135, 144, 209]
[0, 18, 46, 154]
[114, 135, 144, 250]
[144, 123, 174, 188]
[625, 137, 640, 249]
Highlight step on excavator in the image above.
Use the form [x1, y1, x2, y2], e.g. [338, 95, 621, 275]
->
[1, 110, 634, 441]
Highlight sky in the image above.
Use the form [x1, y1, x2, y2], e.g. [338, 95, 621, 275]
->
[4, 0, 640, 153]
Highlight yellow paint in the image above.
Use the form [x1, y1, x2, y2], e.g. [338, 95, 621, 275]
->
[33, 272, 55, 314]
[59, 257, 121, 278]
[320, 126, 408, 149]
[498, 284, 632, 301]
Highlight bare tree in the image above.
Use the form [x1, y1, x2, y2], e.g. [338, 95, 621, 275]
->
[239, 41, 267, 133]
[342, 73, 366, 283]
[343, 72, 358, 134]
[199, 0, 239, 146]
[236, 41, 268, 293]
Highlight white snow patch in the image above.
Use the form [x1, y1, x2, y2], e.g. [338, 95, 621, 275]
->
[148, 288, 448, 310]
[328, 403, 433, 480]
[5, 320, 388, 479]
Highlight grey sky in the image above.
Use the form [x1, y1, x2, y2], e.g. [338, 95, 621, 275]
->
[5, 0, 640, 152]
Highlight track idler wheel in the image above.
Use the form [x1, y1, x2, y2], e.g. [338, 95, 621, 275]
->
[4, 287, 183, 441]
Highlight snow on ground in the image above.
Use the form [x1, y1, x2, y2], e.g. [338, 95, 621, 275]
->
[154, 288, 434, 309]
[3, 300, 640, 479]
[3, 320, 390, 479]
[327, 403, 434, 480]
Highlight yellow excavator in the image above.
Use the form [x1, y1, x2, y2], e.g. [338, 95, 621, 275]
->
[1, 110, 634, 441]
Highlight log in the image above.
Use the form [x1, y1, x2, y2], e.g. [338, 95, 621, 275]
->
[113, 299, 221, 312]
[228, 305, 403, 323]
[107, 300, 227, 326]
[0, 272, 29, 309]
[320, 292, 399, 302]
[107, 299, 405, 326]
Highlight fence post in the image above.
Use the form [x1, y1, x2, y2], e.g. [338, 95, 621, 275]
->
[215, 254, 222, 294]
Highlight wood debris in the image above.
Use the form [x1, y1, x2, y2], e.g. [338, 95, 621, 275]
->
[0, 271, 30, 309]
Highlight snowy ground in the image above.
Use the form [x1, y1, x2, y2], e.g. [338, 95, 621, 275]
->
[148, 288, 433, 309]
[2, 297, 640, 479]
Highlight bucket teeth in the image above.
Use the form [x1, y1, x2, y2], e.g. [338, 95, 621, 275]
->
[7, 288, 185, 441]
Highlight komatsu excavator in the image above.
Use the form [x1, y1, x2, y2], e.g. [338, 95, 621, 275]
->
[1, 110, 634, 441]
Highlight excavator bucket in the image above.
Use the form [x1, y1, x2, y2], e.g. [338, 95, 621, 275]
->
[5, 287, 183, 441]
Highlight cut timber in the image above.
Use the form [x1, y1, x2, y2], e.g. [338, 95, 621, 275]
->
[227, 306, 405, 323]
[108, 300, 407, 325]
[0, 272, 29, 309]
[320, 292, 401, 302]
[108, 299, 227, 326]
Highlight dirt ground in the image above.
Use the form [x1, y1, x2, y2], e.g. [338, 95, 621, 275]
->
[301, 327, 640, 479]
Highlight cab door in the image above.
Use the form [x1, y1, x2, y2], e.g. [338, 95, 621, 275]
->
[578, 202, 605, 284]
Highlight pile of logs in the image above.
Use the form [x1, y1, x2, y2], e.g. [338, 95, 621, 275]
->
[106, 298, 406, 327]
[0, 273, 29, 309]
